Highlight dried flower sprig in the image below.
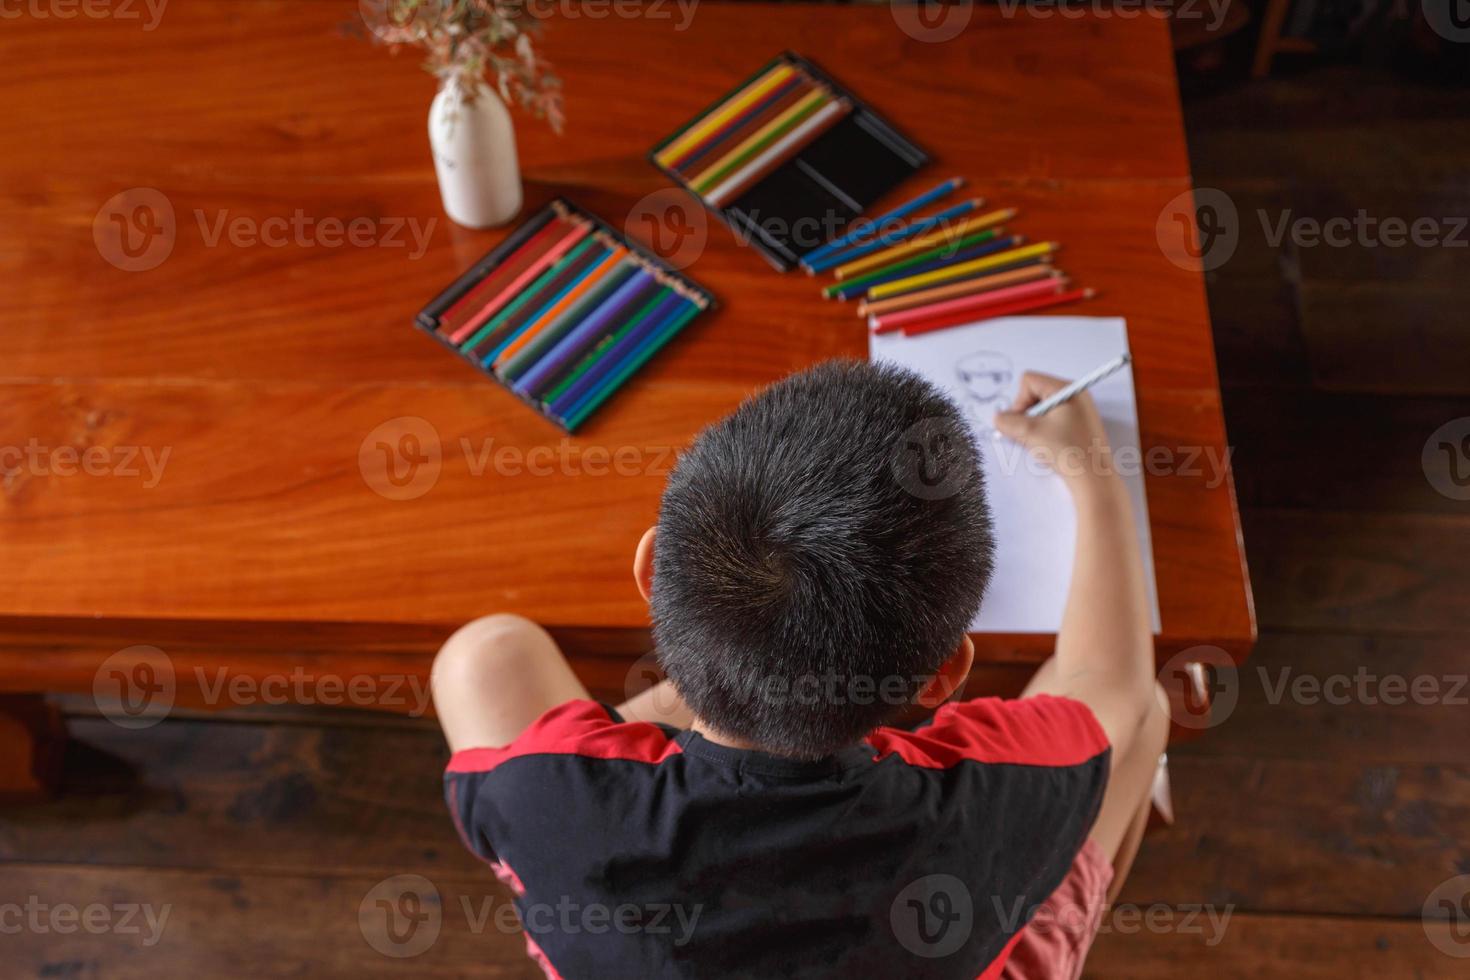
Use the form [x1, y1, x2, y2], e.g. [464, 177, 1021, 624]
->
[362, 0, 565, 134]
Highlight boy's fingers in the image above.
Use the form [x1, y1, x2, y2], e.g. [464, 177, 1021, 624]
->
[1010, 370, 1068, 412]
[992, 409, 1030, 443]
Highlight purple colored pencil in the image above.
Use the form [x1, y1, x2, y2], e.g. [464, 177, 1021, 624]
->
[512, 268, 657, 395]
[547, 290, 692, 416]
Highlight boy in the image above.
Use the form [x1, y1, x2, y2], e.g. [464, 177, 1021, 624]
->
[434, 360, 1167, 979]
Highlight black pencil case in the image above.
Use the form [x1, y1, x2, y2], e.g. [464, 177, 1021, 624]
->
[648, 51, 931, 272]
[414, 197, 717, 433]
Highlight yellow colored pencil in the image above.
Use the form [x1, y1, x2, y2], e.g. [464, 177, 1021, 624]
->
[688, 88, 830, 193]
[857, 264, 1058, 317]
[654, 64, 798, 167]
[866, 242, 1060, 300]
[832, 208, 1016, 281]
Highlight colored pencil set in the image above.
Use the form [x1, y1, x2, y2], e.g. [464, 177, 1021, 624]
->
[415, 199, 715, 431]
[650, 52, 929, 271]
[798, 177, 1097, 337]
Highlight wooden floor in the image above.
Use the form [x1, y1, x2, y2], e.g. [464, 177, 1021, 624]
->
[3, 65, 1468, 977]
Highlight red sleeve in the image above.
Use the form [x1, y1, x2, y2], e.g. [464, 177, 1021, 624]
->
[865, 694, 1110, 770]
[445, 698, 682, 775]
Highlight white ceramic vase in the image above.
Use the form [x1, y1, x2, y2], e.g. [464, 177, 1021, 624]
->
[428, 79, 523, 229]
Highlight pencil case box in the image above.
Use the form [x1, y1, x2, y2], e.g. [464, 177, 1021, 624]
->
[415, 198, 717, 433]
[649, 51, 931, 272]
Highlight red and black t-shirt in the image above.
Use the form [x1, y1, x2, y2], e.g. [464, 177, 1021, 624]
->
[445, 695, 1109, 979]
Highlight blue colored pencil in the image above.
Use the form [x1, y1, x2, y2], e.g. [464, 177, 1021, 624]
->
[831, 236, 1025, 301]
[561, 303, 704, 430]
[513, 268, 657, 396]
[546, 291, 692, 417]
[803, 198, 981, 275]
[797, 177, 964, 269]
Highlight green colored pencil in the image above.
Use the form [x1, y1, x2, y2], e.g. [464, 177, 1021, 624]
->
[689, 90, 830, 194]
[460, 237, 598, 353]
[564, 304, 702, 431]
[821, 228, 1001, 299]
[534, 287, 672, 402]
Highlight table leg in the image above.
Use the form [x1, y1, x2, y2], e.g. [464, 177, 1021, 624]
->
[0, 694, 65, 800]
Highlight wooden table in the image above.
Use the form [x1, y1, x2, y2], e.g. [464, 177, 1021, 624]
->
[0, 2, 1253, 792]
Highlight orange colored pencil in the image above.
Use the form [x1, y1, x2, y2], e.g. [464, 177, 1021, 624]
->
[492, 245, 629, 366]
[857, 264, 1058, 317]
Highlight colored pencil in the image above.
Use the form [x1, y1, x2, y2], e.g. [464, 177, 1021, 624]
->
[513, 269, 659, 395]
[447, 220, 591, 345]
[828, 236, 1025, 301]
[495, 261, 637, 376]
[689, 88, 832, 193]
[871, 277, 1070, 334]
[827, 208, 1016, 280]
[546, 291, 691, 415]
[562, 303, 704, 431]
[803, 200, 989, 275]
[666, 76, 808, 173]
[514, 271, 658, 399]
[1024, 352, 1131, 418]
[900, 287, 1097, 337]
[654, 62, 798, 166]
[703, 99, 853, 207]
[797, 177, 964, 268]
[422, 206, 557, 322]
[459, 238, 605, 356]
[857, 265, 1059, 317]
[527, 286, 675, 401]
[490, 245, 627, 363]
[822, 228, 1002, 299]
[866, 242, 1060, 301]
[437, 215, 570, 334]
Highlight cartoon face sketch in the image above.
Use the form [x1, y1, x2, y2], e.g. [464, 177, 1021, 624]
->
[956, 351, 1015, 429]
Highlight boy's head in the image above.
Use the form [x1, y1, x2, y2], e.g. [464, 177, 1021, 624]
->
[636, 359, 995, 759]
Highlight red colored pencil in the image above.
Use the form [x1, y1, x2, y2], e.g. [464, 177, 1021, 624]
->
[448, 221, 592, 345]
[870, 277, 1068, 334]
[439, 217, 571, 332]
[900, 288, 1097, 337]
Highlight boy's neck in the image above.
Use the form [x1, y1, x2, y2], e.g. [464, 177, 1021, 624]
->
[689, 718, 764, 752]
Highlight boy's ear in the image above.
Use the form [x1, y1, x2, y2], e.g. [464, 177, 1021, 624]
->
[914, 634, 975, 709]
[633, 527, 657, 602]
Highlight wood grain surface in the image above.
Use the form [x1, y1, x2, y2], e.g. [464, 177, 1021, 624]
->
[0, 2, 1252, 674]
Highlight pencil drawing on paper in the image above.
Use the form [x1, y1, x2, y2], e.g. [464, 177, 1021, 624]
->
[956, 351, 1016, 430]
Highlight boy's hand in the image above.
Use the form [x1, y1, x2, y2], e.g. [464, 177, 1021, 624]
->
[993, 371, 1116, 495]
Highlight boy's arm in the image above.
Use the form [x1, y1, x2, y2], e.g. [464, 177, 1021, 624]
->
[993, 372, 1156, 755]
[616, 679, 695, 729]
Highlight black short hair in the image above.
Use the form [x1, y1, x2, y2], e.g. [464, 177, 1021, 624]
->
[651, 359, 995, 759]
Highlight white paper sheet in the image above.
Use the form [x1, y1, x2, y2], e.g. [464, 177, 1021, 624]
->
[871, 316, 1161, 634]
